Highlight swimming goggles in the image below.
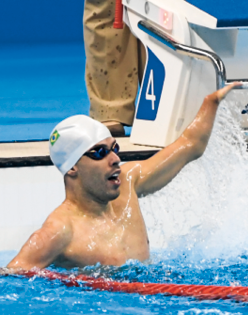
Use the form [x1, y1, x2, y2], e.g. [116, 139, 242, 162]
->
[84, 142, 120, 160]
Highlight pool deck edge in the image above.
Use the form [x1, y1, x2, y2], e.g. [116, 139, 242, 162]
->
[0, 138, 161, 167]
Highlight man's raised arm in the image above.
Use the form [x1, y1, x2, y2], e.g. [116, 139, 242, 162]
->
[122, 83, 240, 197]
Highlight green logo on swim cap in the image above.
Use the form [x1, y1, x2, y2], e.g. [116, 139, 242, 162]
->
[50, 130, 60, 146]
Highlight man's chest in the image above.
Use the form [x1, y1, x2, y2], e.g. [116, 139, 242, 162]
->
[61, 205, 149, 266]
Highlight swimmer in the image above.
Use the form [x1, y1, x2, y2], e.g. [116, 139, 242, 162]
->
[7, 83, 240, 270]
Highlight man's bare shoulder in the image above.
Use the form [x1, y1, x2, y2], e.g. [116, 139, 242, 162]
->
[42, 202, 73, 235]
[7, 203, 74, 270]
[31, 203, 74, 251]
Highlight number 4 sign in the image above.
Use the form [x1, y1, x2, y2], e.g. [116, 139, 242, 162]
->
[136, 47, 166, 121]
[146, 69, 156, 110]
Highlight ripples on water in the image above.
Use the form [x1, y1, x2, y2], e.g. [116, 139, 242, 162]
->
[1, 92, 248, 314]
[1, 253, 248, 315]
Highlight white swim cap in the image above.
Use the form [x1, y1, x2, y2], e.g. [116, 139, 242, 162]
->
[49, 115, 112, 175]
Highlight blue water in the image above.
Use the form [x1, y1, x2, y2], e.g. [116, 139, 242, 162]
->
[1, 250, 248, 314]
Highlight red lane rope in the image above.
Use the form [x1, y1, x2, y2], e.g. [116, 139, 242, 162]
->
[114, 0, 123, 29]
[13, 269, 248, 302]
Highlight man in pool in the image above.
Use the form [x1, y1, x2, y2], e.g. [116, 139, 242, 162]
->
[7, 83, 239, 270]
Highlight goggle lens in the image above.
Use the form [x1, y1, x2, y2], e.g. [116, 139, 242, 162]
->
[84, 142, 120, 160]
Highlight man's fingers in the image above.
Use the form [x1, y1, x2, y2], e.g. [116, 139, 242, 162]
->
[217, 82, 242, 102]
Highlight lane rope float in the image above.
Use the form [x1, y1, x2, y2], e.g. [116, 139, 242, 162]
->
[12, 269, 248, 302]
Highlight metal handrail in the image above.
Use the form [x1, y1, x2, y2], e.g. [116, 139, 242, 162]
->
[138, 20, 248, 90]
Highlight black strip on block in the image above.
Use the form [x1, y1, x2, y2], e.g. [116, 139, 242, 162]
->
[0, 150, 159, 168]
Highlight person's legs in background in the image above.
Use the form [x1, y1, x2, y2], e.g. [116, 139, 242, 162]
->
[84, 0, 144, 136]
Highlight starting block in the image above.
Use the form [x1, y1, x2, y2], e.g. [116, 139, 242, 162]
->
[121, 0, 248, 147]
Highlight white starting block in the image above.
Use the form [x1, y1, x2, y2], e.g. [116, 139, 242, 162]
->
[123, 0, 248, 147]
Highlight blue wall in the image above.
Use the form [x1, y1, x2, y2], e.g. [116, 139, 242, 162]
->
[0, 0, 84, 44]
[0, 1, 89, 142]
[187, 0, 248, 27]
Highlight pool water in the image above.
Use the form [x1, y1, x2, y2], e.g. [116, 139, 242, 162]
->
[1, 251, 248, 314]
[1, 92, 248, 314]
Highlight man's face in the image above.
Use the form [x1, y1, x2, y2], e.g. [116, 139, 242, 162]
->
[76, 137, 121, 204]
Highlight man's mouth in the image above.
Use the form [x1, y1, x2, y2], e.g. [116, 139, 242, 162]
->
[108, 171, 121, 185]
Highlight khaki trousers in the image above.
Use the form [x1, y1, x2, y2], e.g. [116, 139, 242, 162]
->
[83, 0, 145, 126]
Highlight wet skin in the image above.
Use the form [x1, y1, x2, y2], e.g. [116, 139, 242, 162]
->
[7, 83, 240, 270]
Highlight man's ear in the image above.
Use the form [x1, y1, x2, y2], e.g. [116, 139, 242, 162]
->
[66, 165, 78, 177]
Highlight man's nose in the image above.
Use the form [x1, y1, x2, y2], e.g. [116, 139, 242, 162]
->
[108, 150, 121, 165]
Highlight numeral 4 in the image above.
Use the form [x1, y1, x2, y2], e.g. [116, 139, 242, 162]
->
[146, 69, 156, 110]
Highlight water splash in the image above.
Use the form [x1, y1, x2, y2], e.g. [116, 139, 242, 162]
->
[141, 90, 248, 261]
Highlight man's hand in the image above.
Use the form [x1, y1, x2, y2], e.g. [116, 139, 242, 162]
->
[216, 83, 241, 102]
